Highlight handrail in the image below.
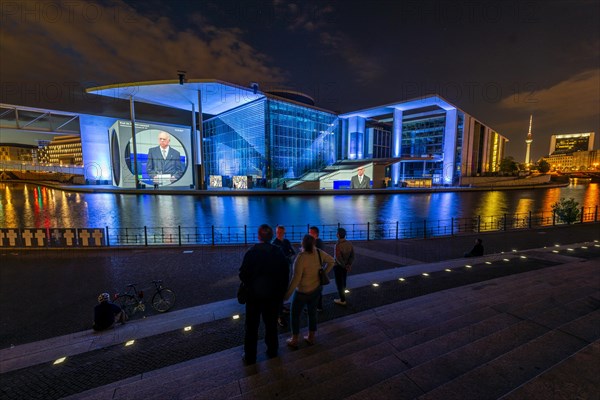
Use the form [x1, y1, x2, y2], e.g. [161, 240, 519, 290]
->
[1, 206, 598, 248]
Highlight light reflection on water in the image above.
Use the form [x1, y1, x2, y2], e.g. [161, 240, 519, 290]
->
[0, 183, 597, 229]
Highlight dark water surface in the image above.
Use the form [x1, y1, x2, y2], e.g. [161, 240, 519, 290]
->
[0, 182, 597, 229]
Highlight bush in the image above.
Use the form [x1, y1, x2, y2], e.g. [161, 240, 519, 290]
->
[551, 198, 580, 224]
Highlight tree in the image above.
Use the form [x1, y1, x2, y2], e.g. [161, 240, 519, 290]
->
[538, 159, 550, 173]
[499, 157, 519, 174]
[551, 198, 580, 224]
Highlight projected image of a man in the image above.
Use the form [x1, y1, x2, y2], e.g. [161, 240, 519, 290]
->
[146, 131, 183, 183]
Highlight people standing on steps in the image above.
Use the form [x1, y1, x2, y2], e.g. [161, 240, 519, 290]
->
[239, 224, 290, 365]
[284, 234, 335, 348]
[309, 226, 325, 312]
[333, 227, 355, 306]
[272, 225, 296, 327]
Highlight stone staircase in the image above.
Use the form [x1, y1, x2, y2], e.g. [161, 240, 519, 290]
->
[69, 259, 599, 400]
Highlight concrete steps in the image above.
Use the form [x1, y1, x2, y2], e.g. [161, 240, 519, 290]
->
[70, 260, 599, 399]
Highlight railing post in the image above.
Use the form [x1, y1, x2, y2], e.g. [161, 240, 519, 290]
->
[581, 207, 584, 223]
[528, 211, 532, 229]
[477, 215, 481, 233]
[105, 225, 110, 247]
[423, 220, 427, 239]
[595, 205, 598, 222]
[503, 214, 507, 231]
[367, 222, 370, 241]
[396, 221, 399, 240]
[552, 210, 556, 226]
[178, 225, 181, 246]
[211, 225, 215, 246]
[144, 226, 148, 246]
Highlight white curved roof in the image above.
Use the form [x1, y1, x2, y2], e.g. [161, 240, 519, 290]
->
[86, 79, 264, 116]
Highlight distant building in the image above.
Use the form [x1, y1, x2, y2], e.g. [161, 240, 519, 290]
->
[549, 133, 595, 155]
[339, 96, 508, 186]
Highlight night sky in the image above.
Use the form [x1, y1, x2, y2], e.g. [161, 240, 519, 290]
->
[1, 0, 598, 162]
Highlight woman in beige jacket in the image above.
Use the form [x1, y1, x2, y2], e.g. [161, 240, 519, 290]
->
[284, 234, 335, 347]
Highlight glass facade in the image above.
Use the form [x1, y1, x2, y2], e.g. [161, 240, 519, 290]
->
[203, 100, 266, 180]
[203, 97, 338, 188]
[400, 114, 445, 179]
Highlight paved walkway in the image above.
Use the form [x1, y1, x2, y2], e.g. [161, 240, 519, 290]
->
[0, 224, 598, 399]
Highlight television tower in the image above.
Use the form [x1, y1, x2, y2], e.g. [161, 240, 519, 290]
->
[525, 115, 533, 168]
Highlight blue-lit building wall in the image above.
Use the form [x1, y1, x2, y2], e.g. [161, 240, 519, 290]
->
[203, 97, 338, 188]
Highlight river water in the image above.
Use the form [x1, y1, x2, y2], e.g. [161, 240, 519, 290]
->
[0, 182, 597, 229]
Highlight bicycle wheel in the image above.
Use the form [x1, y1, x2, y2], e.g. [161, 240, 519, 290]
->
[152, 289, 175, 312]
[116, 294, 138, 317]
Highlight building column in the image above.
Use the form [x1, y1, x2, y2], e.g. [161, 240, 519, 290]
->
[195, 90, 205, 189]
[442, 108, 457, 185]
[391, 108, 403, 186]
[129, 96, 139, 188]
[347, 116, 365, 160]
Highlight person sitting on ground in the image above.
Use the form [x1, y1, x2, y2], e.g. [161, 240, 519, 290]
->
[464, 238, 484, 257]
[93, 292, 126, 331]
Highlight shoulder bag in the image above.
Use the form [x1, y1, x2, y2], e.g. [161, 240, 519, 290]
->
[317, 249, 330, 286]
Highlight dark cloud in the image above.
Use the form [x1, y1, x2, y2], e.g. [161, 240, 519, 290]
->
[1, 0, 598, 162]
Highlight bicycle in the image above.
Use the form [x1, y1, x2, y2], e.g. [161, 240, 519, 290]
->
[114, 280, 176, 317]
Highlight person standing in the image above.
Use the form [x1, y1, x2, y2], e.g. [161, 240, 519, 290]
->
[239, 224, 289, 365]
[272, 225, 295, 326]
[333, 228, 355, 306]
[309, 226, 325, 312]
[350, 166, 370, 189]
[285, 234, 335, 347]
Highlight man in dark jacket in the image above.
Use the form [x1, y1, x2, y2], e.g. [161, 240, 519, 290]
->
[239, 224, 289, 365]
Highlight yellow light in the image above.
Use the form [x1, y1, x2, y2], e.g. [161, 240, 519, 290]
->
[445, 268, 451, 272]
[503, 259, 509, 262]
[552, 250, 559, 253]
[344, 289, 350, 293]
[53, 357, 66, 365]
[581, 246, 588, 249]
[465, 265, 472, 268]
[184, 326, 192, 332]
[372, 283, 379, 287]
[512, 249, 517, 252]
[595, 244, 600, 248]
[232, 315, 240, 320]
[485, 261, 492, 265]
[567, 248, 574, 251]
[554, 244, 560, 247]
[520, 256, 527, 259]
[398, 277, 405, 281]
[422, 273, 429, 277]
[125, 340, 135, 346]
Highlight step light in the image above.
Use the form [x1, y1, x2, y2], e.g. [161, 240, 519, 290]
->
[53, 357, 66, 365]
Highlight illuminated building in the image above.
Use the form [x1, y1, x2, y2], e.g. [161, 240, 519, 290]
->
[339, 96, 508, 185]
[3, 80, 508, 188]
[549, 133, 595, 155]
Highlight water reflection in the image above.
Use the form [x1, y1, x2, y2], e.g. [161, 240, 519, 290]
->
[0, 183, 597, 229]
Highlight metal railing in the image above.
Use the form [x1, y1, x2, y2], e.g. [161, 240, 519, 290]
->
[2, 206, 597, 248]
[102, 205, 599, 247]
